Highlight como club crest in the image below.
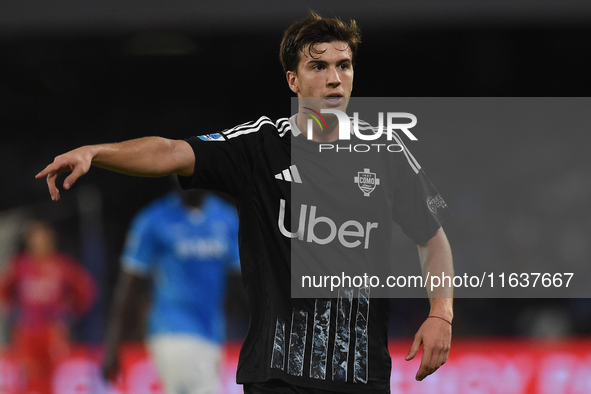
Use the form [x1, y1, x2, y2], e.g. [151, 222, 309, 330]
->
[354, 168, 380, 197]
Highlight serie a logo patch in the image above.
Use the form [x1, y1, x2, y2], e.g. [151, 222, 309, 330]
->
[198, 133, 224, 141]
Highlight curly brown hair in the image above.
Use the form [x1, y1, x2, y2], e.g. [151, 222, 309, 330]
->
[279, 11, 361, 74]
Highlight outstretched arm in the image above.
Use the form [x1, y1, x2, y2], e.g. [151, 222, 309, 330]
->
[35, 137, 195, 201]
[406, 227, 453, 381]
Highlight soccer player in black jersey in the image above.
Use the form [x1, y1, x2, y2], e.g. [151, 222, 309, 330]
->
[37, 12, 453, 394]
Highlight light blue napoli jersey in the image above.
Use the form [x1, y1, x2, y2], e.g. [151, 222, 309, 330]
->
[122, 193, 240, 344]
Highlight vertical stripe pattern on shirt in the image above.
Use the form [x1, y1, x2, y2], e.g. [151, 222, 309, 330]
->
[310, 299, 331, 380]
[354, 286, 371, 383]
[332, 288, 354, 382]
[271, 318, 286, 370]
[287, 309, 308, 376]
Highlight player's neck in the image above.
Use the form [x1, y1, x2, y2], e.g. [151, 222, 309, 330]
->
[295, 112, 339, 143]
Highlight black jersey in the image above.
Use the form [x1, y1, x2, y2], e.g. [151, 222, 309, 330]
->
[179, 116, 451, 393]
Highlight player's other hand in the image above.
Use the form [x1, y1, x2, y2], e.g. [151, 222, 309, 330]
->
[35, 146, 94, 201]
[405, 316, 452, 381]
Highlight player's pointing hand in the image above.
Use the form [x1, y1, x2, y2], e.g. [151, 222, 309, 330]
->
[35, 146, 94, 201]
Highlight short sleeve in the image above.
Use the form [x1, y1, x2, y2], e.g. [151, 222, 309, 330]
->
[121, 211, 158, 276]
[391, 155, 452, 246]
[178, 118, 269, 196]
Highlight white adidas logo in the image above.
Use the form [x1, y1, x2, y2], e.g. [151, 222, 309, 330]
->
[274, 165, 302, 183]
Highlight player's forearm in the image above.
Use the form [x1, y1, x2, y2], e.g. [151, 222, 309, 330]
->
[37, 136, 195, 201]
[104, 314, 124, 356]
[102, 289, 127, 375]
[418, 227, 454, 321]
[103, 272, 148, 371]
[104, 273, 134, 351]
[90, 137, 193, 177]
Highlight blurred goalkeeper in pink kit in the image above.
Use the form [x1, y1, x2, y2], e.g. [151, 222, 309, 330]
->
[0, 221, 96, 394]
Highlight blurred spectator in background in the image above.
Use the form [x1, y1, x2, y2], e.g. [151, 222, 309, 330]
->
[0, 220, 96, 394]
[102, 187, 241, 394]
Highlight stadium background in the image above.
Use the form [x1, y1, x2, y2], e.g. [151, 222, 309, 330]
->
[1, 1, 591, 392]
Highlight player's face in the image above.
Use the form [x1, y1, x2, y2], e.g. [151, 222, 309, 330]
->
[286, 41, 353, 110]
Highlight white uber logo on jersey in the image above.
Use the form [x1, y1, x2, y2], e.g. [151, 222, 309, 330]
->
[277, 199, 378, 249]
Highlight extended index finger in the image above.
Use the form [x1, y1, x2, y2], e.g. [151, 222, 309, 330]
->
[35, 163, 55, 180]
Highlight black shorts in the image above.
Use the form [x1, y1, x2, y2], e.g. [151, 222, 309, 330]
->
[243, 379, 344, 394]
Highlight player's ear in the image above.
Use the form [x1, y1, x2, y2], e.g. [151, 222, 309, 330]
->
[286, 71, 300, 94]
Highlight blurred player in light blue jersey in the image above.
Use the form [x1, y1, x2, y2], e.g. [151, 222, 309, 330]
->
[103, 187, 240, 394]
